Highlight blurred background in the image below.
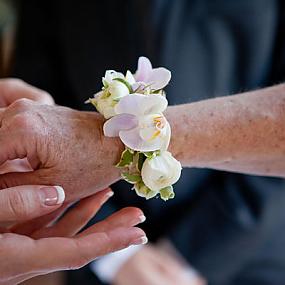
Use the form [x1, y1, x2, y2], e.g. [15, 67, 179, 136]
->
[1, 1, 285, 285]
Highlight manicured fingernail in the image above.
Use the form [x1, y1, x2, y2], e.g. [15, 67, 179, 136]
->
[132, 236, 148, 245]
[40, 186, 65, 206]
[101, 190, 114, 204]
[106, 191, 114, 198]
[138, 215, 146, 223]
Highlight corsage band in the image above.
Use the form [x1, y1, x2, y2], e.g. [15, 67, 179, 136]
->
[87, 57, 182, 201]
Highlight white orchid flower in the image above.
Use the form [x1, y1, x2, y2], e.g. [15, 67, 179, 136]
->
[141, 151, 182, 192]
[103, 94, 171, 152]
[134, 56, 171, 91]
[89, 70, 136, 119]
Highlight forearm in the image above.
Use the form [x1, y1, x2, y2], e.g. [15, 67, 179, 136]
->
[166, 84, 285, 177]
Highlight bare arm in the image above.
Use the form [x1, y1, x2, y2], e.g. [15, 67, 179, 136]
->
[166, 84, 285, 177]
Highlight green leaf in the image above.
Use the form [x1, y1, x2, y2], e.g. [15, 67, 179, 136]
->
[134, 181, 157, 200]
[159, 186, 175, 201]
[122, 172, 142, 184]
[152, 89, 162, 94]
[143, 150, 161, 159]
[100, 90, 111, 99]
[137, 152, 146, 172]
[116, 149, 134, 168]
[113, 77, 133, 93]
[112, 98, 121, 103]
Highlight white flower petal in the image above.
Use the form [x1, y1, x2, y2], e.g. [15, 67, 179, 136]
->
[125, 70, 136, 85]
[108, 80, 129, 98]
[161, 122, 171, 150]
[141, 151, 182, 191]
[119, 127, 164, 152]
[103, 114, 138, 137]
[149, 68, 171, 90]
[115, 94, 168, 116]
[94, 90, 103, 99]
[135, 56, 153, 82]
[104, 70, 124, 83]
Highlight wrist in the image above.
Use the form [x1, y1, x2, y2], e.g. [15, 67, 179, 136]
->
[99, 115, 125, 180]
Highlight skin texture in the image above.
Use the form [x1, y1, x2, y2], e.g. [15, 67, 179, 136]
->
[0, 188, 146, 285]
[0, 99, 124, 201]
[0, 79, 283, 284]
[0, 81, 284, 202]
[114, 244, 206, 285]
[166, 84, 285, 177]
[0, 79, 146, 284]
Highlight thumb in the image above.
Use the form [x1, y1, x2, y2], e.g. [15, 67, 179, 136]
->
[0, 185, 65, 222]
[0, 170, 44, 189]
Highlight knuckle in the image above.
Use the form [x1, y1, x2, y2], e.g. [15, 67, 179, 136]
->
[68, 240, 91, 270]
[10, 97, 33, 110]
[11, 112, 35, 130]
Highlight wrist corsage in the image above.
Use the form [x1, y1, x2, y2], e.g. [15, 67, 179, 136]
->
[87, 57, 182, 201]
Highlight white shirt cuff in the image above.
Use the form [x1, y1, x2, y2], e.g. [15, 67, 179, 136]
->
[90, 244, 143, 283]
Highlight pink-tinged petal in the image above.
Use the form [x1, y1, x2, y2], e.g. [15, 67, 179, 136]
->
[115, 94, 168, 116]
[103, 114, 138, 137]
[135, 56, 153, 82]
[148, 68, 171, 90]
[131, 82, 146, 92]
[119, 128, 166, 152]
[119, 128, 143, 151]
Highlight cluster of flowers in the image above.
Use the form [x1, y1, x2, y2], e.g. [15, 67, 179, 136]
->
[88, 57, 181, 200]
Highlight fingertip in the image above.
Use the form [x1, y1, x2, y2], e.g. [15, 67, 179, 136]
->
[127, 227, 147, 245]
[105, 190, 114, 198]
[122, 207, 145, 219]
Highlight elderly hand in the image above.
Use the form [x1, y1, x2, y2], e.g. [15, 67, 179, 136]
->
[0, 187, 147, 285]
[0, 98, 123, 201]
[0, 78, 54, 176]
[113, 244, 206, 285]
[0, 79, 147, 284]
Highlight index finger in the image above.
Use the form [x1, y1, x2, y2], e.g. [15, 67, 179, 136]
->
[31, 227, 146, 271]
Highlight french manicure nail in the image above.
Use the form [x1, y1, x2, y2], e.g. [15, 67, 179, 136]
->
[132, 236, 148, 245]
[138, 215, 146, 223]
[106, 191, 114, 198]
[40, 186, 65, 206]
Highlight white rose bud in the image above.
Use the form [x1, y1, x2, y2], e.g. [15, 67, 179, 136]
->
[108, 80, 129, 98]
[90, 91, 117, 119]
[90, 70, 135, 119]
[141, 151, 182, 192]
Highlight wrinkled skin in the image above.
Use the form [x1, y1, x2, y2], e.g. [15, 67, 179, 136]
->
[0, 99, 124, 201]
